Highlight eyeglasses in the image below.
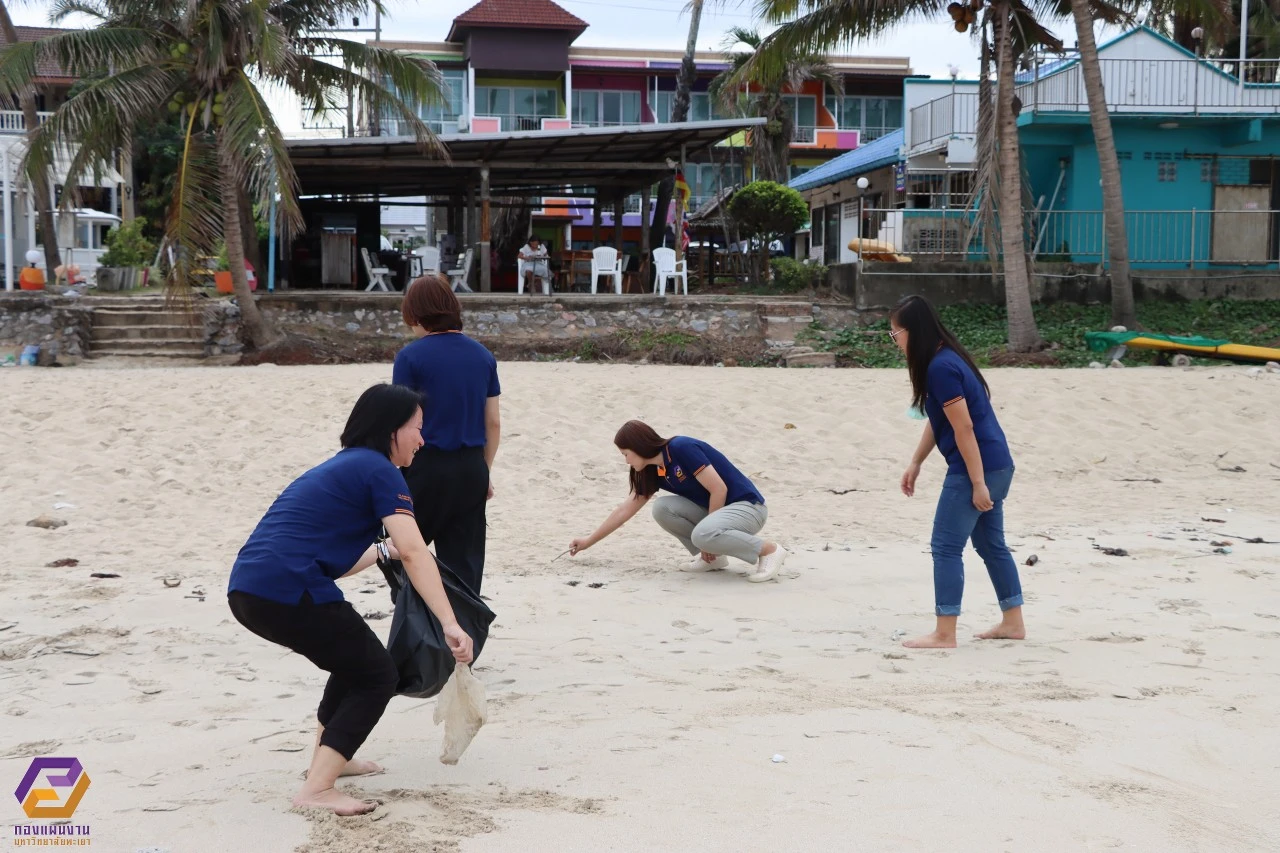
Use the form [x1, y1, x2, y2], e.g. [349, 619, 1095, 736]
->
[889, 328, 905, 341]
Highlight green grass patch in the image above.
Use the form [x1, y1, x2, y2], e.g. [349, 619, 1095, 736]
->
[799, 300, 1280, 368]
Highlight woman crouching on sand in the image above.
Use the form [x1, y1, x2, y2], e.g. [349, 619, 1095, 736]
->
[227, 384, 473, 816]
[568, 420, 787, 582]
[892, 294, 1025, 649]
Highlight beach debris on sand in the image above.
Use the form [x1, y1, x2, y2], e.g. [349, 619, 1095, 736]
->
[46, 558, 79, 567]
[26, 515, 67, 529]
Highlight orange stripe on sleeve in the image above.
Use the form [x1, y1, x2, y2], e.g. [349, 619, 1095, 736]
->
[942, 395, 965, 408]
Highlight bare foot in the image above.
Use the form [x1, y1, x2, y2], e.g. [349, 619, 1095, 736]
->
[903, 632, 957, 649]
[292, 787, 376, 816]
[302, 758, 384, 780]
[976, 623, 1026, 640]
[339, 758, 383, 777]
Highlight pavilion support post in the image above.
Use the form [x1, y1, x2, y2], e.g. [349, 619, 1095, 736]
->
[465, 186, 476, 252]
[479, 166, 491, 293]
[675, 143, 687, 267]
[639, 183, 651, 292]
[592, 199, 601, 247]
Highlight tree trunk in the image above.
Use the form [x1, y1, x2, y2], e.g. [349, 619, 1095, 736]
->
[649, 0, 703, 251]
[0, 2, 61, 272]
[218, 139, 278, 349]
[120, 136, 135, 223]
[994, 7, 1042, 352]
[1071, 0, 1135, 329]
[237, 185, 262, 272]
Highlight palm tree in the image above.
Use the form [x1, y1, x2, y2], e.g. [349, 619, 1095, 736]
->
[1066, 0, 1137, 329]
[0, 0, 444, 349]
[649, 0, 707, 253]
[0, 1, 61, 274]
[745, 0, 1061, 350]
[711, 26, 842, 183]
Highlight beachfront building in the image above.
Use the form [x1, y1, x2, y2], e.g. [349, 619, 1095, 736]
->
[881, 26, 1280, 268]
[0, 26, 125, 288]
[336, 0, 912, 288]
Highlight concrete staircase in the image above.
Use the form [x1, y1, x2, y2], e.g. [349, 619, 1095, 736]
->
[88, 297, 206, 359]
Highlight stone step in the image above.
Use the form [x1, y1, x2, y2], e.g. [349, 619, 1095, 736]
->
[89, 348, 209, 359]
[88, 338, 205, 357]
[92, 309, 200, 327]
[784, 351, 836, 368]
[91, 324, 203, 342]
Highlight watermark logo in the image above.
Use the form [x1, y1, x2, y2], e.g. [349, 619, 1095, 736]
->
[13, 757, 91, 820]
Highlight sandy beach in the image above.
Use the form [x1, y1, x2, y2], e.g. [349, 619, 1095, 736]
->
[2, 361, 1279, 852]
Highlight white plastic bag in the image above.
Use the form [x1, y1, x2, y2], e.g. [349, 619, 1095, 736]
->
[433, 665, 487, 765]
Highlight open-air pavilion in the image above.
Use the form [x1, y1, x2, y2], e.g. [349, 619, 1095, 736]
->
[281, 118, 763, 293]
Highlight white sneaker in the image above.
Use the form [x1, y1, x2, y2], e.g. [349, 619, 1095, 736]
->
[748, 546, 787, 583]
[682, 554, 729, 573]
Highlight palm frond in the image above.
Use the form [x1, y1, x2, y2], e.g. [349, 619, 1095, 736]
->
[223, 69, 303, 238]
[166, 107, 224, 296]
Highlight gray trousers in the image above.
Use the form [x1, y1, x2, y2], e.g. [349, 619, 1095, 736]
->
[650, 495, 769, 564]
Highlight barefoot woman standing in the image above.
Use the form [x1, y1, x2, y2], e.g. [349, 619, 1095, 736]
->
[890, 295, 1026, 649]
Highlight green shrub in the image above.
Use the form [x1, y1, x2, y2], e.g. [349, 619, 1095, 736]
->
[770, 257, 827, 293]
[98, 218, 156, 267]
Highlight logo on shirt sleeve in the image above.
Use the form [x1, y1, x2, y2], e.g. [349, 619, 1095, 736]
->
[398, 493, 414, 505]
[673, 465, 686, 482]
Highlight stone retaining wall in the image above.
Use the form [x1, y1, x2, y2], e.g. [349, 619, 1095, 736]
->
[254, 292, 858, 349]
[0, 293, 94, 364]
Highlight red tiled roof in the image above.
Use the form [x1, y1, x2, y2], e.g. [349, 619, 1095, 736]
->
[0, 26, 79, 81]
[449, 0, 588, 37]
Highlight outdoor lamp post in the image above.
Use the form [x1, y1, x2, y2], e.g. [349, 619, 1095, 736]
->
[856, 176, 870, 240]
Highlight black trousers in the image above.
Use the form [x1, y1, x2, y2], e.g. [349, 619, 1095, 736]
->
[228, 590, 398, 761]
[401, 446, 489, 595]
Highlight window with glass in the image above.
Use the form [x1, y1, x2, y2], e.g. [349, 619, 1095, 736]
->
[824, 96, 903, 141]
[782, 95, 817, 142]
[475, 85, 559, 130]
[573, 90, 642, 126]
[652, 90, 730, 124]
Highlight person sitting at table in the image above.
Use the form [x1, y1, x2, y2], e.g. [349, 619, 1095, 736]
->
[518, 235, 550, 294]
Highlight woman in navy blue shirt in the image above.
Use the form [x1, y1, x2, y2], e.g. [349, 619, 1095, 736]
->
[890, 295, 1025, 649]
[393, 275, 501, 595]
[568, 420, 788, 582]
[228, 384, 473, 817]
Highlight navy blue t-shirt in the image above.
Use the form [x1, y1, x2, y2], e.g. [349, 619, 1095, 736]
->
[392, 332, 500, 451]
[658, 436, 765, 508]
[924, 347, 1013, 475]
[228, 448, 415, 605]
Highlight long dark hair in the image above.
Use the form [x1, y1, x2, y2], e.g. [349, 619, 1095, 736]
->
[340, 383, 423, 458]
[614, 419, 670, 498]
[890, 295, 990, 411]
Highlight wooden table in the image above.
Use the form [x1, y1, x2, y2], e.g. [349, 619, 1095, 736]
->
[556, 250, 595, 292]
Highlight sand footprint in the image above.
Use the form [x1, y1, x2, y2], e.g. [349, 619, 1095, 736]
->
[671, 620, 711, 635]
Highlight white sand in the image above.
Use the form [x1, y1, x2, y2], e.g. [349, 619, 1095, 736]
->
[2, 361, 1279, 852]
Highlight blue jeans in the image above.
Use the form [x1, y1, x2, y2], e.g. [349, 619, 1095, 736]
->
[930, 466, 1023, 617]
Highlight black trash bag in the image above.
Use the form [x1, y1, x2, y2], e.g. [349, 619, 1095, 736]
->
[377, 554, 496, 699]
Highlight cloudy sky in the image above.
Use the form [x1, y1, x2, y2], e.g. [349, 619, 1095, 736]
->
[11, 0, 1109, 130]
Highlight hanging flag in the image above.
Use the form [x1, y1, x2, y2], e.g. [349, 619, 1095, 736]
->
[674, 170, 691, 212]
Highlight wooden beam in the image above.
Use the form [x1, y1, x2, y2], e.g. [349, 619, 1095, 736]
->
[639, 183, 651, 293]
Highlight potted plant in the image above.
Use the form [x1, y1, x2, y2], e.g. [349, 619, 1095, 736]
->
[97, 219, 156, 291]
[213, 243, 233, 293]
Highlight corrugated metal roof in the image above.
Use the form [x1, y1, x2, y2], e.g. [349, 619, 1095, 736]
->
[787, 128, 904, 193]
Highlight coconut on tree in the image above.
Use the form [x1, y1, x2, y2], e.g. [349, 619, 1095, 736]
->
[0, 0, 446, 350]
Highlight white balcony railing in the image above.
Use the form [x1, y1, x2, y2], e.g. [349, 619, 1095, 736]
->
[907, 93, 979, 152]
[0, 110, 53, 134]
[864, 206, 1280, 267]
[1017, 57, 1280, 114]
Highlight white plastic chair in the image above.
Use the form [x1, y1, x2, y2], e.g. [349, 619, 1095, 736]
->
[652, 247, 688, 296]
[447, 247, 474, 293]
[411, 246, 441, 278]
[590, 246, 622, 294]
[517, 256, 551, 294]
[361, 247, 394, 292]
